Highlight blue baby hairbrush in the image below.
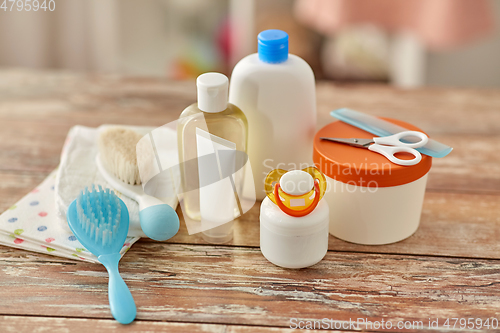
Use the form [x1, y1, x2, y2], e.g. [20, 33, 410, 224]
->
[67, 184, 136, 324]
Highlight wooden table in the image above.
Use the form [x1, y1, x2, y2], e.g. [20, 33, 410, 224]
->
[0, 69, 499, 332]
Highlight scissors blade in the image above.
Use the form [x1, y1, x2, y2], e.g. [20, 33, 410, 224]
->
[320, 137, 374, 148]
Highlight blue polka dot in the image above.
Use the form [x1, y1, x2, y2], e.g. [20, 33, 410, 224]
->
[30, 201, 39, 206]
[8, 218, 17, 223]
[68, 235, 77, 241]
[51, 186, 55, 190]
[38, 226, 47, 232]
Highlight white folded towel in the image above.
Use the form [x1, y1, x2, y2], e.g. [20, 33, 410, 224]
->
[54, 125, 179, 238]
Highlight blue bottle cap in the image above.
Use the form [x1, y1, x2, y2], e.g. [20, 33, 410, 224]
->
[258, 29, 288, 64]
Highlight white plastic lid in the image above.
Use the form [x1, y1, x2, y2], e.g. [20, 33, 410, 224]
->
[197, 72, 228, 113]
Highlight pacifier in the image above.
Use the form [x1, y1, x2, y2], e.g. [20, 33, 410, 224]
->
[264, 167, 327, 217]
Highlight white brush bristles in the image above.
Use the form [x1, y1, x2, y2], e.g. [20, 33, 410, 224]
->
[98, 127, 143, 185]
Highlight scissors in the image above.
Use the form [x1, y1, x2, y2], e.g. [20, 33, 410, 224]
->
[320, 131, 429, 166]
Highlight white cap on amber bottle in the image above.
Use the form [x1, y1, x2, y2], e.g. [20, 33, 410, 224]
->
[196, 72, 228, 113]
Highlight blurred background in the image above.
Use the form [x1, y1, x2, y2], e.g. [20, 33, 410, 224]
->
[0, 0, 498, 87]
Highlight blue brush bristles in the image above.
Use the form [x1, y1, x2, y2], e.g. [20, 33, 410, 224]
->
[75, 184, 122, 247]
[67, 184, 136, 324]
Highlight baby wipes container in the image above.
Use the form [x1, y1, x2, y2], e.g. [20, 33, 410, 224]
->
[260, 167, 329, 269]
[313, 119, 432, 245]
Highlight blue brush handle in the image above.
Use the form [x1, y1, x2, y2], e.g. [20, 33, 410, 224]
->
[98, 253, 137, 324]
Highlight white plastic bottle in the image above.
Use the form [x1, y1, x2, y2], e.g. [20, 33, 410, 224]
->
[229, 29, 316, 200]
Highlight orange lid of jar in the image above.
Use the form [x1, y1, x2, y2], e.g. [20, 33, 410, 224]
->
[313, 118, 432, 188]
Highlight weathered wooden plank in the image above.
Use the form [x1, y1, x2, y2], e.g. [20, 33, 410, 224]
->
[1, 71, 500, 193]
[0, 171, 47, 212]
[0, 122, 66, 173]
[426, 134, 500, 194]
[1, 70, 500, 332]
[328, 191, 500, 258]
[166, 191, 500, 260]
[1, 88, 499, 193]
[0, 71, 195, 126]
[0, 169, 499, 260]
[0, 315, 299, 333]
[0, 120, 499, 194]
[0, 243, 499, 331]
[2, 70, 500, 135]
[315, 82, 500, 135]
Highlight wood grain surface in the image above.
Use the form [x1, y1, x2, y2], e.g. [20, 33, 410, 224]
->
[0, 315, 299, 333]
[0, 69, 499, 332]
[1, 243, 499, 332]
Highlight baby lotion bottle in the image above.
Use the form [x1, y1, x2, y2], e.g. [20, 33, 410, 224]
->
[229, 29, 316, 200]
[177, 72, 248, 243]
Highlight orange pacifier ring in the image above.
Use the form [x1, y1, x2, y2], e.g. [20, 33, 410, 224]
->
[265, 167, 327, 218]
[274, 179, 321, 217]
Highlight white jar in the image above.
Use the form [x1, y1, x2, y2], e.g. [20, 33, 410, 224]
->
[260, 197, 329, 269]
[314, 119, 432, 245]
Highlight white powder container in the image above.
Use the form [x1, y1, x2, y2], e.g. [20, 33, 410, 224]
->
[260, 168, 329, 269]
[313, 119, 432, 245]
